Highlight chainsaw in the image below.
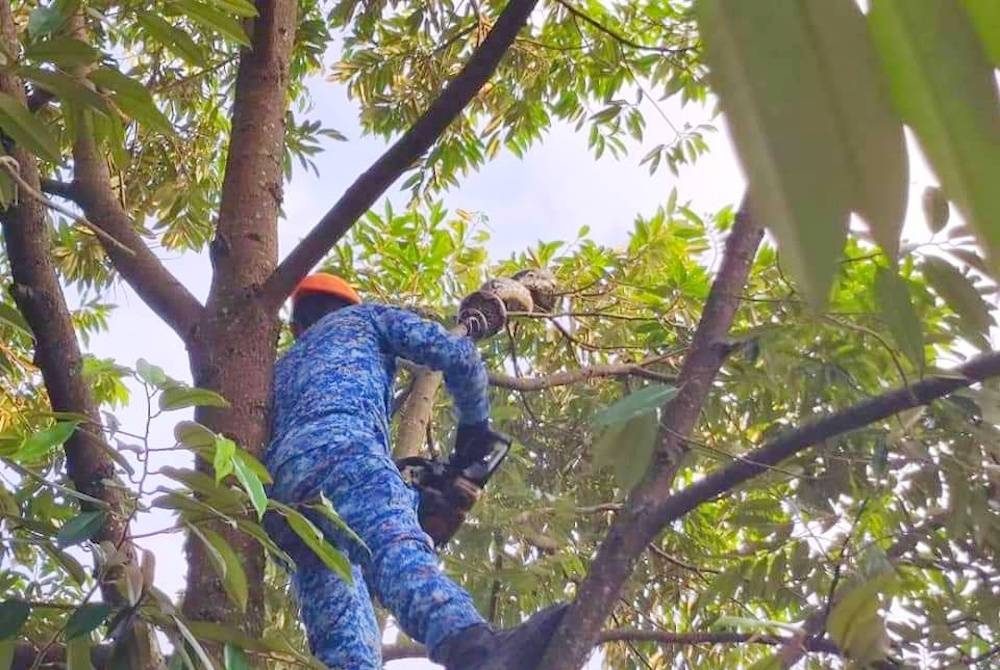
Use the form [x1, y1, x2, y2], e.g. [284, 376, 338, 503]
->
[396, 430, 512, 548]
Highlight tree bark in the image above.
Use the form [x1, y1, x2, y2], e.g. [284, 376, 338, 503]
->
[0, 3, 161, 667]
[180, 0, 296, 640]
[541, 199, 763, 669]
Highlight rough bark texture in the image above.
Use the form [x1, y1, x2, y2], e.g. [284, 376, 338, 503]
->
[180, 0, 296, 638]
[540, 200, 763, 670]
[0, 3, 161, 667]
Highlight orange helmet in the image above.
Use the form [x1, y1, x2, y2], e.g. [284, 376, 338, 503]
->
[291, 273, 362, 306]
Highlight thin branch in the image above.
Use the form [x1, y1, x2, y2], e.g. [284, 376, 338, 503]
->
[552, 0, 693, 55]
[261, 0, 542, 308]
[489, 359, 675, 390]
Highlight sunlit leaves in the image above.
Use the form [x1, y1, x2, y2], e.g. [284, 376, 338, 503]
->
[16, 421, 78, 463]
[873, 267, 924, 372]
[0, 92, 62, 162]
[826, 576, 895, 665]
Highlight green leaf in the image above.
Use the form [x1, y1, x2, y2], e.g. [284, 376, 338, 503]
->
[874, 267, 924, 371]
[962, 0, 1000, 65]
[172, 0, 251, 46]
[713, 615, 800, 633]
[27, 6, 65, 38]
[159, 386, 229, 411]
[921, 256, 994, 336]
[593, 412, 658, 491]
[592, 384, 676, 427]
[695, 1, 854, 305]
[136, 12, 206, 66]
[90, 68, 173, 136]
[277, 504, 353, 584]
[66, 637, 94, 670]
[0, 601, 29, 639]
[922, 186, 950, 234]
[232, 454, 266, 520]
[174, 420, 216, 448]
[213, 436, 236, 482]
[136, 358, 169, 387]
[19, 67, 110, 116]
[0, 92, 62, 163]
[870, 0, 1000, 276]
[24, 37, 99, 67]
[194, 527, 248, 612]
[212, 0, 258, 18]
[65, 603, 113, 640]
[827, 576, 894, 664]
[17, 421, 78, 463]
[306, 493, 368, 554]
[173, 615, 218, 670]
[223, 644, 251, 670]
[57, 510, 105, 547]
[0, 302, 31, 337]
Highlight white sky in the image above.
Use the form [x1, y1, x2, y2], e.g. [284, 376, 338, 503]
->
[73, 55, 948, 668]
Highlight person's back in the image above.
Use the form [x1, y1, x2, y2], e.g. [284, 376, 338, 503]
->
[263, 273, 566, 670]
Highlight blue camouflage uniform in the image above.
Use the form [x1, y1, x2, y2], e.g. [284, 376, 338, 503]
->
[264, 303, 490, 670]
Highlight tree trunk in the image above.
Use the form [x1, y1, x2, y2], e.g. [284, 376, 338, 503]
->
[181, 0, 296, 640]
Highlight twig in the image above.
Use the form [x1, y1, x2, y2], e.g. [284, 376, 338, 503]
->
[0, 156, 134, 256]
[552, 0, 693, 55]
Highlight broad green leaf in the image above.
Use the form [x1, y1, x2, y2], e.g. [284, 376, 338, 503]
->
[962, 0, 1000, 65]
[174, 420, 216, 448]
[19, 68, 110, 116]
[27, 6, 64, 38]
[306, 493, 368, 554]
[232, 454, 266, 520]
[0, 601, 30, 639]
[65, 603, 113, 640]
[827, 576, 894, 664]
[195, 527, 248, 612]
[213, 0, 259, 18]
[801, 0, 908, 260]
[42, 544, 89, 585]
[874, 267, 924, 371]
[922, 186, 950, 234]
[172, 0, 251, 46]
[870, 0, 1000, 275]
[0, 92, 62, 163]
[56, 510, 106, 547]
[279, 505, 353, 583]
[0, 302, 31, 337]
[90, 68, 173, 136]
[66, 637, 94, 670]
[745, 656, 782, 670]
[136, 358, 169, 387]
[921, 256, 994, 336]
[223, 644, 251, 670]
[136, 12, 206, 66]
[172, 615, 218, 670]
[17, 421, 78, 462]
[593, 412, 658, 491]
[213, 436, 236, 482]
[24, 37, 99, 68]
[160, 467, 244, 509]
[159, 386, 229, 411]
[695, 1, 853, 305]
[592, 384, 676, 427]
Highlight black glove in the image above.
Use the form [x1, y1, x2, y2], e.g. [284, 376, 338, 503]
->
[451, 420, 494, 470]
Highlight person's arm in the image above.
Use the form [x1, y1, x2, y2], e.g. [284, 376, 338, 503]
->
[377, 307, 489, 426]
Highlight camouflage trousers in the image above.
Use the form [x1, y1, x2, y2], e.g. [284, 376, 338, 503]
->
[264, 425, 485, 669]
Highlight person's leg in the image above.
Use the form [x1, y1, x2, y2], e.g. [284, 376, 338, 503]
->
[292, 552, 382, 670]
[310, 452, 487, 661]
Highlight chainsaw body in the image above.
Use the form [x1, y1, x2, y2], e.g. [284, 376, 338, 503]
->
[396, 431, 511, 547]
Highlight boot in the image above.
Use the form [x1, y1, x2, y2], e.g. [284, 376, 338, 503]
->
[436, 603, 569, 670]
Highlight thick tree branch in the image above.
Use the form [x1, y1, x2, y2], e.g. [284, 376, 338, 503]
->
[71, 133, 204, 339]
[489, 358, 675, 390]
[260, 0, 541, 309]
[38, 177, 76, 200]
[542, 198, 763, 669]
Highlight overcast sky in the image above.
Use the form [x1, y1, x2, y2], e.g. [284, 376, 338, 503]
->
[74, 53, 948, 667]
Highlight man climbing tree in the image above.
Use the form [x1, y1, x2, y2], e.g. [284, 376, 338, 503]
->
[264, 272, 565, 670]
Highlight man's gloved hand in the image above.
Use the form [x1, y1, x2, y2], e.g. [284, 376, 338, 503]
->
[452, 420, 495, 470]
